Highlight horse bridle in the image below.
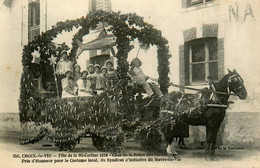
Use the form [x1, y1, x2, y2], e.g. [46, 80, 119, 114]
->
[227, 74, 245, 94]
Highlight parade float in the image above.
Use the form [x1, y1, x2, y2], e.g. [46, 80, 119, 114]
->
[19, 11, 171, 152]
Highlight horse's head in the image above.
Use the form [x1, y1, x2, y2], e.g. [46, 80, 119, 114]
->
[227, 69, 247, 100]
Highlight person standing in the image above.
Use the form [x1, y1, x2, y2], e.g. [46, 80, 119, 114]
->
[101, 66, 108, 77]
[74, 64, 81, 82]
[94, 64, 106, 93]
[56, 51, 73, 97]
[86, 64, 97, 93]
[105, 60, 118, 87]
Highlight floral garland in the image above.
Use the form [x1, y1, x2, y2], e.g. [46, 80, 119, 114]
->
[19, 11, 172, 151]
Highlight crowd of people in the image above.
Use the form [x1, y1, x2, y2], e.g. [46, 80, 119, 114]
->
[56, 51, 163, 100]
[56, 51, 117, 98]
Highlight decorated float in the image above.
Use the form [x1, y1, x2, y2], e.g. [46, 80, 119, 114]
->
[19, 11, 172, 152]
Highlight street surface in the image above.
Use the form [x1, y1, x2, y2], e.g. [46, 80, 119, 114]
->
[0, 130, 260, 168]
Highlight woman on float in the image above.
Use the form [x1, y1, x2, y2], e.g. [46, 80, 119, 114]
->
[77, 70, 92, 97]
[74, 64, 81, 82]
[101, 66, 108, 77]
[105, 60, 118, 87]
[94, 64, 106, 94]
[61, 70, 78, 98]
[86, 64, 97, 93]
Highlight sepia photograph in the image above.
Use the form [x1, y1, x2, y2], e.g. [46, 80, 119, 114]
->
[0, 0, 259, 167]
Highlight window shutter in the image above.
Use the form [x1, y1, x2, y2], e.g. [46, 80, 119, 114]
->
[179, 44, 190, 91]
[179, 45, 185, 90]
[217, 38, 225, 79]
[184, 44, 190, 85]
[28, 4, 32, 41]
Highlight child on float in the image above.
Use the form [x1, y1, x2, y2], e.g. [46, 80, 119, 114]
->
[128, 57, 163, 98]
[56, 51, 73, 97]
[86, 64, 96, 92]
[105, 60, 118, 87]
[74, 64, 81, 82]
[61, 70, 78, 98]
[77, 70, 92, 97]
[101, 66, 108, 77]
[94, 64, 106, 93]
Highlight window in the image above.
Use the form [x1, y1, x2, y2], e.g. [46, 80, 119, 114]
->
[28, 0, 40, 42]
[190, 0, 213, 6]
[182, 0, 214, 8]
[188, 38, 218, 84]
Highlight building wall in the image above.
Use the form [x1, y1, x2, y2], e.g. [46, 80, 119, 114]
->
[0, 0, 91, 113]
[1, 0, 259, 147]
[1, 0, 260, 113]
[0, 0, 24, 113]
[173, 0, 260, 112]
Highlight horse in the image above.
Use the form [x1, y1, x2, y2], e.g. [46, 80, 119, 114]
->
[160, 69, 247, 160]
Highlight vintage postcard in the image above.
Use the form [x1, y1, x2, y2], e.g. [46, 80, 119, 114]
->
[0, 0, 259, 168]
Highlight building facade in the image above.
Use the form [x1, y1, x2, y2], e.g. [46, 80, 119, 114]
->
[168, 0, 260, 112]
[0, 0, 259, 147]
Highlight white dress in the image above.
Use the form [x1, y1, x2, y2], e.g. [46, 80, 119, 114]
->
[77, 78, 92, 97]
[61, 78, 77, 98]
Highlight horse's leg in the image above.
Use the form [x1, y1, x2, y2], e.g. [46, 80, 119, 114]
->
[210, 123, 221, 157]
[205, 121, 214, 159]
[167, 140, 181, 161]
[164, 135, 181, 161]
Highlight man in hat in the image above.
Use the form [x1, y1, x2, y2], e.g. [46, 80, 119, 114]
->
[105, 60, 118, 87]
[61, 70, 77, 98]
[77, 70, 92, 97]
[56, 51, 73, 97]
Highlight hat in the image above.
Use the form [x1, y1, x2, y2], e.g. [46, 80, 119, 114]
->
[74, 64, 81, 68]
[65, 69, 73, 74]
[101, 66, 107, 71]
[105, 60, 113, 66]
[81, 70, 88, 75]
[94, 64, 101, 69]
[130, 57, 142, 68]
[61, 51, 68, 56]
[87, 64, 94, 69]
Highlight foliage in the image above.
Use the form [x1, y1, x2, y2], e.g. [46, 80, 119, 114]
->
[19, 11, 172, 151]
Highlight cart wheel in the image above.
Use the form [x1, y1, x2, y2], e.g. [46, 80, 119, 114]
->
[92, 134, 104, 150]
[103, 133, 126, 153]
[140, 128, 162, 151]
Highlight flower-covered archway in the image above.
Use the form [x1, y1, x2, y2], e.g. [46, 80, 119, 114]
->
[19, 11, 172, 122]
